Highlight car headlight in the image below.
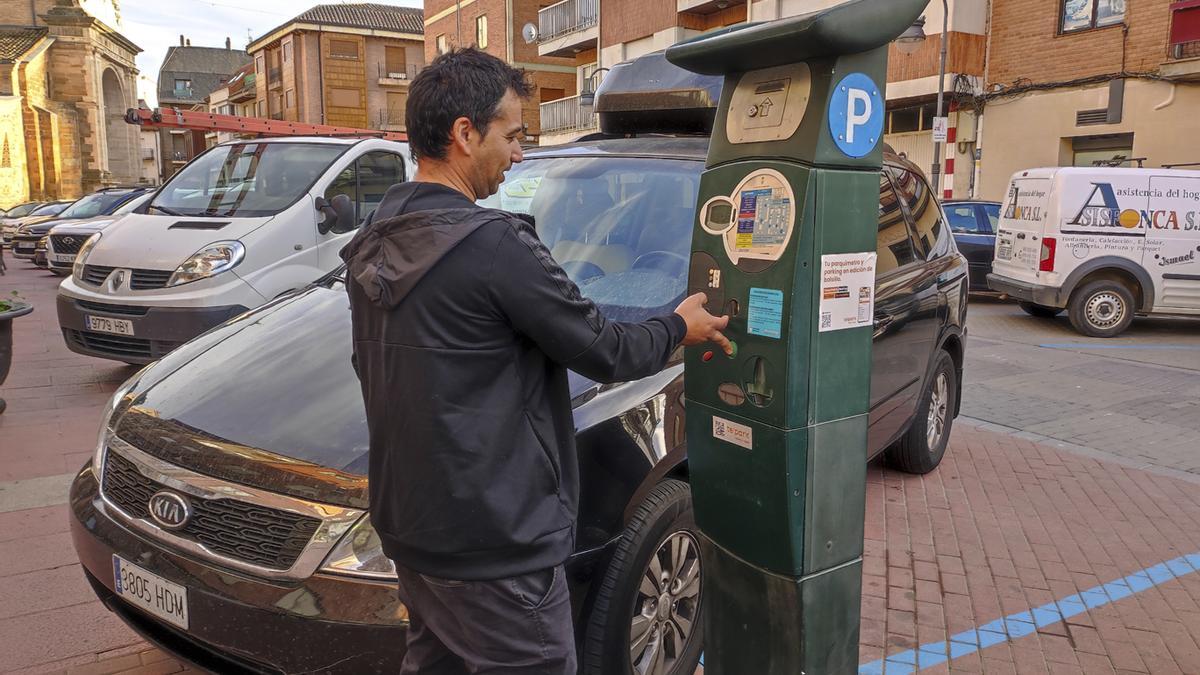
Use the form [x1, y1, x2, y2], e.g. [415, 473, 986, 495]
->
[319, 515, 397, 580]
[73, 233, 101, 279]
[167, 241, 245, 287]
[92, 374, 141, 476]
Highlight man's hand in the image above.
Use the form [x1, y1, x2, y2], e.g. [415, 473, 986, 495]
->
[674, 293, 732, 355]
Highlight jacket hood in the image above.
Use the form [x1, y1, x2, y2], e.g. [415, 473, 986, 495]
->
[339, 182, 521, 309]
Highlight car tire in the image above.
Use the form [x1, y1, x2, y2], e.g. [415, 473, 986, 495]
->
[581, 478, 703, 675]
[886, 350, 956, 475]
[1017, 301, 1062, 318]
[1068, 280, 1134, 338]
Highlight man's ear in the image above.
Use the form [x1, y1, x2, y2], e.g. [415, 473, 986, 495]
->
[449, 116, 475, 156]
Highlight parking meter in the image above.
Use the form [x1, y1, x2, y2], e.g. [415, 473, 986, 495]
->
[665, 1, 925, 671]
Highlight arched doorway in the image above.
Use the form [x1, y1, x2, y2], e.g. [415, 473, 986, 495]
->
[101, 68, 135, 183]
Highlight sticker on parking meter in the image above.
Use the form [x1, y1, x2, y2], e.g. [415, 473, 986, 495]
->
[828, 73, 883, 158]
[819, 252, 877, 332]
[712, 416, 753, 450]
[700, 169, 795, 266]
[747, 288, 783, 339]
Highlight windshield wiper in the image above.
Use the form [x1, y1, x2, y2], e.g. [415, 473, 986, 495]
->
[152, 204, 183, 216]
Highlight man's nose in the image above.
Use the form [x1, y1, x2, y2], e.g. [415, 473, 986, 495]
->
[512, 146, 524, 164]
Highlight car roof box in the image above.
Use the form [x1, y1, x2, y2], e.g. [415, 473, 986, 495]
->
[594, 51, 722, 136]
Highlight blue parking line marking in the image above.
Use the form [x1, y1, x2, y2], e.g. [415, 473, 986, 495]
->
[859, 552, 1200, 674]
[1038, 343, 1200, 351]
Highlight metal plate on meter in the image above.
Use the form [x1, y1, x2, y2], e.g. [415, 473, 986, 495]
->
[726, 63, 811, 144]
[699, 168, 795, 267]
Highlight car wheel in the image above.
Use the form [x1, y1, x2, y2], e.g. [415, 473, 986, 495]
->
[1017, 301, 1062, 318]
[581, 479, 703, 675]
[886, 350, 956, 475]
[1068, 280, 1134, 338]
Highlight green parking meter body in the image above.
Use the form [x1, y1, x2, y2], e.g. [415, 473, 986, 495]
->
[665, 1, 926, 672]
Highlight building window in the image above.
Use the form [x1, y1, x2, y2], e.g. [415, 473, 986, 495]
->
[476, 15, 488, 49]
[436, 34, 448, 55]
[283, 41, 293, 62]
[385, 46, 408, 78]
[256, 55, 264, 73]
[330, 39, 359, 60]
[1061, 0, 1125, 33]
[256, 100, 265, 116]
[1072, 133, 1135, 167]
[174, 79, 192, 92]
[285, 89, 295, 109]
[886, 103, 937, 134]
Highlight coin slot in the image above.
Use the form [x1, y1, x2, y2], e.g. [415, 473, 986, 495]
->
[744, 356, 774, 407]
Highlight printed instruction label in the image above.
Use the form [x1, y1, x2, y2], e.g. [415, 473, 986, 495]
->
[712, 416, 753, 450]
[819, 252, 877, 332]
[747, 287, 784, 339]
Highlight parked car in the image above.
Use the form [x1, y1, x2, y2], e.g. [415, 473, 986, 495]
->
[70, 129, 968, 674]
[57, 137, 414, 364]
[45, 193, 155, 276]
[944, 200, 1001, 292]
[0, 201, 44, 232]
[988, 166, 1200, 336]
[2, 200, 72, 247]
[10, 188, 153, 262]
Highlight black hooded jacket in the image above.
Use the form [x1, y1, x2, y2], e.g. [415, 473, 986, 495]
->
[339, 182, 687, 580]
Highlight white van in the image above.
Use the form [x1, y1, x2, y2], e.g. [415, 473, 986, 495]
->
[987, 166, 1200, 337]
[58, 136, 413, 363]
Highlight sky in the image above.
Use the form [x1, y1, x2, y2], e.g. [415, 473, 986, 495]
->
[120, 0, 423, 107]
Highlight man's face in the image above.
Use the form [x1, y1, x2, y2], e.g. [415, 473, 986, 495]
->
[471, 90, 525, 199]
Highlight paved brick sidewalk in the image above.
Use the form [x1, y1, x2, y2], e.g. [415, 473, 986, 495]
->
[4, 262, 1200, 674]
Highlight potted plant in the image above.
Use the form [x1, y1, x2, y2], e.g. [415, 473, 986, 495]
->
[0, 290, 34, 414]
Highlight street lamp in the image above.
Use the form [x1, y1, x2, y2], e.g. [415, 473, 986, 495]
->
[895, 0, 949, 195]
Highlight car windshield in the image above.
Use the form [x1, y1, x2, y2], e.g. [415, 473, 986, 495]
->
[31, 202, 69, 217]
[6, 203, 38, 218]
[479, 155, 701, 323]
[150, 142, 347, 217]
[58, 192, 138, 219]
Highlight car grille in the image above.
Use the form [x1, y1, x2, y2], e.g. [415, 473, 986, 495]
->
[75, 299, 150, 317]
[102, 450, 322, 570]
[50, 234, 86, 254]
[62, 328, 181, 361]
[80, 265, 174, 289]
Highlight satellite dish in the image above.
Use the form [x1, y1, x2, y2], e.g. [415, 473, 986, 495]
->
[522, 22, 539, 44]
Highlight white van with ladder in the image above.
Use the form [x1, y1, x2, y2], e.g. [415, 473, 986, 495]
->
[987, 166, 1200, 337]
[58, 136, 413, 363]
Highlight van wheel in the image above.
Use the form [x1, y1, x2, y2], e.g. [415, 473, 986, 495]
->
[1068, 280, 1134, 338]
[1018, 301, 1062, 318]
[887, 350, 956, 475]
[581, 479, 703, 675]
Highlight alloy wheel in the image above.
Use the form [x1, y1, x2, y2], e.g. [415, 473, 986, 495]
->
[630, 531, 701, 675]
[926, 372, 948, 451]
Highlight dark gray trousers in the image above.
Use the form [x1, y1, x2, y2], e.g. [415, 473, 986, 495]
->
[395, 563, 576, 675]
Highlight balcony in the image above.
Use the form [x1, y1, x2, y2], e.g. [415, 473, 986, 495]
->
[377, 62, 424, 86]
[537, 0, 598, 58]
[539, 94, 597, 135]
[1163, 0, 1200, 80]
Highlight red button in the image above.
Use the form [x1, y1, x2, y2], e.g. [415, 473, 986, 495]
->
[702, 350, 714, 362]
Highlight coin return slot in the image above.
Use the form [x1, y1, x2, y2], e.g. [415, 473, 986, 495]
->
[718, 382, 746, 406]
[745, 356, 774, 407]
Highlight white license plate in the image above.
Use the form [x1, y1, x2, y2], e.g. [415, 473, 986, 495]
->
[997, 241, 1013, 261]
[51, 253, 75, 263]
[112, 555, 189, 629]
[15, 243, 34, 252]
[85, 315, 135, 336]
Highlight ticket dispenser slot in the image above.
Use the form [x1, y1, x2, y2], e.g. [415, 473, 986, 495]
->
[667, 1, 926, 672]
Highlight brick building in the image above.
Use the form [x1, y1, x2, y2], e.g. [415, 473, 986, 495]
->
[247, 3, 425, 134]
[155, 38, 251, 180]
[975, 0, 1200, 199]
[0, 0, 141, 207]
[424, 0, 577, 140]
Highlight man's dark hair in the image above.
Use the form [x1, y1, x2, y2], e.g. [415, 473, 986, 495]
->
[406, 48, 533, 162]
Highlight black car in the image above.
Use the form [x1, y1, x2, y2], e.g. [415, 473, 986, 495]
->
[943, 199, 1001, 292]
[9, 187, 152, 262]
[68, 134, 968, 675]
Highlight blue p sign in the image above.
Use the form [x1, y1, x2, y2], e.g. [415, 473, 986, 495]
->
[828, 73, 884, 159]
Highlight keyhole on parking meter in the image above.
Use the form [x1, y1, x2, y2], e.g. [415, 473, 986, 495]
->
[744, 356, 774, 407]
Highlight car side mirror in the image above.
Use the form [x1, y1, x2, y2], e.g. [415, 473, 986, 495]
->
[316, 195, 356, 235]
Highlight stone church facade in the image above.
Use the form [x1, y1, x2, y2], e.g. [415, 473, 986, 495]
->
[0, 0, 140, 207]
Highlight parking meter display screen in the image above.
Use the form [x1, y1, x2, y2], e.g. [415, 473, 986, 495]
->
[479, 156, 701, 323]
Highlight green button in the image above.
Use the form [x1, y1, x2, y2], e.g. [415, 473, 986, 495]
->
[726, 341, 738, 358]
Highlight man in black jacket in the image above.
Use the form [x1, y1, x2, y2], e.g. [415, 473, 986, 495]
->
[341, 48, 730, 674]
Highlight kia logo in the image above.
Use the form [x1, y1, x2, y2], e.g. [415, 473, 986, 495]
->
[148, 491, 192, 529]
